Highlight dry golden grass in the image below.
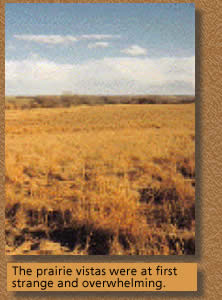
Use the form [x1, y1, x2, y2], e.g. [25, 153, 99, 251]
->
[5, 104, 195, 255]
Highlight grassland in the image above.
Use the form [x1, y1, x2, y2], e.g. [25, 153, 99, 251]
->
[5, 101, 195, 255]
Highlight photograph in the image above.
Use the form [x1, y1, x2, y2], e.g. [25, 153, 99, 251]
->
[5, 3, 195, 255]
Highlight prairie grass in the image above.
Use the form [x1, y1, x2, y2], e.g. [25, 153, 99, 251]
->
[5, 104, 195, 255]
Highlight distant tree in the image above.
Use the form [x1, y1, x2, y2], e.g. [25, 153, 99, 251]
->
[62, 91, 73, 95]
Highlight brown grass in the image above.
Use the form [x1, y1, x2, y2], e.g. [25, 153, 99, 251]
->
[5, 103, 195, 255]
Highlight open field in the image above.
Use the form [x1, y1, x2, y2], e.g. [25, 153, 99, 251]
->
[5, 103, 195, 255]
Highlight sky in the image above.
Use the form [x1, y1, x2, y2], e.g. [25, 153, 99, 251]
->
[5, 3, 195, 96]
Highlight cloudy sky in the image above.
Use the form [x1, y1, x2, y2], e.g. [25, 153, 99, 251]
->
[5, 3, 195, 96]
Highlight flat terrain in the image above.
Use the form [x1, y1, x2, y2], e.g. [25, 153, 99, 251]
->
[5, 104, 195, 255]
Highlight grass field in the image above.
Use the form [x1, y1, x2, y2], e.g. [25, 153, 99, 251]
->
[5, 103, 195, 255]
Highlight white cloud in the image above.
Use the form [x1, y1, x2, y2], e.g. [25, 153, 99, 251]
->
[14, 35, 78, 44]
[14, 34, 120, 45]
[121, 45, 147, 56]
[88, 42, 109, 49]
[5, 56, 195, 95]
[80, 34, 120, 40]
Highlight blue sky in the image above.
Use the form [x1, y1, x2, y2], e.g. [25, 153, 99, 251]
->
[5, 3, 195, 95]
